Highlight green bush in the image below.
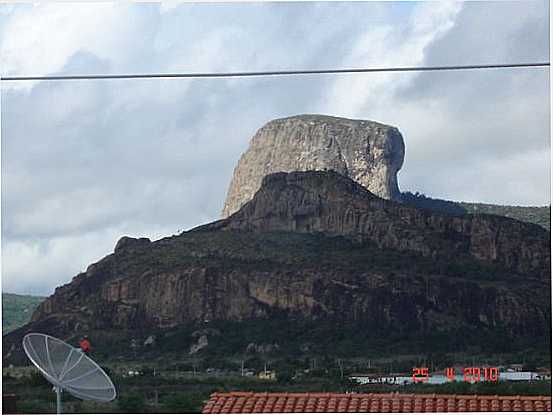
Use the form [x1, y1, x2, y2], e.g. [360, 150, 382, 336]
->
[17, 399, 50, 414]
[117, 392, 146, 413]
[28, 371, 50, 387]
[277, 370, 294, 384]
[162, 392, 203, 413]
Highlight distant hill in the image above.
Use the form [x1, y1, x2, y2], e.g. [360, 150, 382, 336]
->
[402, 191, 550, 230]
[459, 202, 551, 230]
[2, 293, 45, 334]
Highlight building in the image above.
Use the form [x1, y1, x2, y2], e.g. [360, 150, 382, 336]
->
[258, 370, 277, 380]
[536, 368, 552, 381]
[350, 373, 409, 385]
[507, 364, 524, 372]
[202, 392, 552, 413]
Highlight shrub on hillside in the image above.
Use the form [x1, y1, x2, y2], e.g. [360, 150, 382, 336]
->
[28, 371, 50, 387]
[162, 392, 203, 413]
[117, 392, 145, 413]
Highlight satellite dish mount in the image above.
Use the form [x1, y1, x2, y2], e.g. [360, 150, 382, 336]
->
[22, 333, 116, 414]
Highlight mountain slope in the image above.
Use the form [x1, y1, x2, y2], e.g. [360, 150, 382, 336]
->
[401, 191, 550, 230]
[460, 202, 550, 230]
[207, 171, 550, 279]
[3, 171, 549, 365]
[2, 293, 45, 334]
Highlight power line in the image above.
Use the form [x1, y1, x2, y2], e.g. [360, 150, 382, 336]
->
[0, 62, 549, 82]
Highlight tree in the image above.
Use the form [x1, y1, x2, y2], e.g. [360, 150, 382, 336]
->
[277, 370, 294, 384]
[28, 371, 49, 387]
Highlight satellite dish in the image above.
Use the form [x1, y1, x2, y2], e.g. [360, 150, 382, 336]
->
[23, 333, 116, 414]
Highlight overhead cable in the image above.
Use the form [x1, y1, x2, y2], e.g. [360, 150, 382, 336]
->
[1, 62, 549, 82]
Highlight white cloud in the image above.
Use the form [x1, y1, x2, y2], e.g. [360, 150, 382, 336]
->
[1, 1, 549, 295]
[320, 1, 549, 205]
[2, 4, 111, 72]
[160, 1, 181, 15]
[322, 1, 462, 118]
[1, 223, 180, 296]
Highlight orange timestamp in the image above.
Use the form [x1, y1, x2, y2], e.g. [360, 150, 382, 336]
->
[461, 367, 499, 382]
[412, 367, 499, 383]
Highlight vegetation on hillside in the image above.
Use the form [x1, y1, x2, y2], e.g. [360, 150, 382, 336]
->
[401, 192, 467, 215]
[2, 293, 45, 334]
[114, 319, 551, 364]
[460, 201, 551, 230]
[402, 191, 550, 230]
[148, 230, 545, 291]
[4, 195, 548, 340]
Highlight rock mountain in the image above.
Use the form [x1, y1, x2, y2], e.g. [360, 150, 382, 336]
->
[4, 172, 550, 362]
[222, 114, 404, 217]
[211, 172, 550, 279]
[3, 115, 550, 362]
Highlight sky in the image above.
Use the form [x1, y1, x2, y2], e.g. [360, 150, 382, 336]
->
[0, 1, 550, 295]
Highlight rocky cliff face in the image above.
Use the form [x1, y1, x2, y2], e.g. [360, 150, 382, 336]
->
[209, 171, 550, 280]
[23, 242, 549, 337]
[4, 172, 550, 361]
[3, 172, 551, 364]
[222, 114, 404, 217]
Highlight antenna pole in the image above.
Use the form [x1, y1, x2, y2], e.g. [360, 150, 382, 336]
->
[55, 386, 62, 414]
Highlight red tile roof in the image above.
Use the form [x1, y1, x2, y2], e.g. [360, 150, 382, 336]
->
[202, 392, 552, 413]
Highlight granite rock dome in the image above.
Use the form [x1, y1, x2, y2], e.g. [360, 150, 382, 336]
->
[222, 114, 405, 217]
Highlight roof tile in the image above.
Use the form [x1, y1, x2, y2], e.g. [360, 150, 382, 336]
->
[202, 392, 552, 413]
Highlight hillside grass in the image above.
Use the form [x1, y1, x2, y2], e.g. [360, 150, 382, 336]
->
[2, 293, 45, 334]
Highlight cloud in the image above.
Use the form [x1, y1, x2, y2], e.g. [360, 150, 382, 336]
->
[322, 1, 463, 118]
[320, 0, 550, 204]
[1, 1, 549, 295]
